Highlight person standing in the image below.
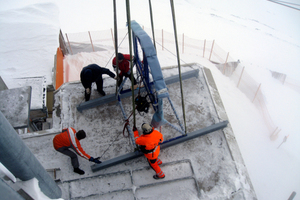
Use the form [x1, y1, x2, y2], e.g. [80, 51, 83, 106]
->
[80, 64, 117, 101]
[133, 123, 165, 179]
[112, 53, 138, 90]
[53, 127, 101, 175]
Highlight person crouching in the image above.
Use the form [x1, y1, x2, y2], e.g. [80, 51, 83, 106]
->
[53, 127, 101, 175]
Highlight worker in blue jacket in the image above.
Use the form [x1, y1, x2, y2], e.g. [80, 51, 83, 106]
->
[80, 64, 117, 101]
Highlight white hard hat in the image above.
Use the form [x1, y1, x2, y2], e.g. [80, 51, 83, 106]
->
[141, 123, 153, 134]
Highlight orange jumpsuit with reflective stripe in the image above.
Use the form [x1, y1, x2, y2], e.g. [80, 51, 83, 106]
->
[53, 127, 91, 160]
[134, 128, 165, 177]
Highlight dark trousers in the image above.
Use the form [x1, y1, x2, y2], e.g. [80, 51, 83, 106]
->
[118, 72, 137, 87]
[56, 147, 79, 168]
[95, 78, 104, 93]
[81, 77, 104, 93]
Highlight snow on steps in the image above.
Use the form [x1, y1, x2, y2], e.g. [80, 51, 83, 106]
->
[59, 159, 200, 200]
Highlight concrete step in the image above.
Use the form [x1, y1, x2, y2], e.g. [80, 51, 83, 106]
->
[61, 159, 200, 200]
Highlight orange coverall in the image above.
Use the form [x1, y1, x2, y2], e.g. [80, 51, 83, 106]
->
[53, 127, 91, 168]
[134, 128, 165, 178]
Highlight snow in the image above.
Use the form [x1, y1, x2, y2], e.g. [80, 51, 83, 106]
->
[0, 0, 300, 200]
[0, 2, 60, 88]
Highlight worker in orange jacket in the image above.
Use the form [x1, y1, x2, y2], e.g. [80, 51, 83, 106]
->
[133, 123, 165, 179]
[53, 127, 101, 175]
[112, 53, 138, 89]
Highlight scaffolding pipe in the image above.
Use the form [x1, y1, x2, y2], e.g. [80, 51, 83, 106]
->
[0, 111, 62, 199]
[148, 0, 156, 51]
[164, 120, 185, 135]
[126, 0, 136, 127]
[168, 97, 185, 133]
[113, 0, 119, 95]
[170, 0, 187, 134]
[117, 77, 128, 95]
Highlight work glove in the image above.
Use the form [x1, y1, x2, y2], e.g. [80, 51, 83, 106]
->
[133, 126, 137, 131]
[114, 76, 119, 81]
[89, 157, 102, 164]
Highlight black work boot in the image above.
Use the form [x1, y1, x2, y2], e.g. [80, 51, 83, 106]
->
[74, 167, 85, 175]
[153, 174, 165, 180]
[98, 90, 106, 96]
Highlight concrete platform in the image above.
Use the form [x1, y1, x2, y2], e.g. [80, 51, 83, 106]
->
[22, 63, 257, 199]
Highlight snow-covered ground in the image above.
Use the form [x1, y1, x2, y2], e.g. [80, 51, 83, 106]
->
[0, 0, 300, 200]
[21, 63, 256, 199]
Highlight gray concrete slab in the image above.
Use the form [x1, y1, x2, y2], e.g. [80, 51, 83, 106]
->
[13, 76, 46, 110]
[0, 76, 8, 91]
[0, 86, 31, 129]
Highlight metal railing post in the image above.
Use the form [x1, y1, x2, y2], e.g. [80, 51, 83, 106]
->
[88, 31, 95, 52]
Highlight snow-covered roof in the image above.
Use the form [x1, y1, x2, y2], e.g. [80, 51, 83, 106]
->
[22, 64, 256, 199]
